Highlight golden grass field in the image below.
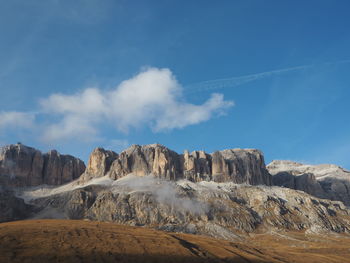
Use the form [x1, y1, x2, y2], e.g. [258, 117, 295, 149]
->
[1, 220, 350, 263]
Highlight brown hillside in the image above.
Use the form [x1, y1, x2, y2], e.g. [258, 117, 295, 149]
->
[0, 220, 350, 263]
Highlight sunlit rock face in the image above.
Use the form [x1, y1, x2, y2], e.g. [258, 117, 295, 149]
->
[268, 160, 350, 205]
[79, 148, 118, 183]
[85, 144, 272, 185]
[0, 143, 86, 187]
[29, 175, 350, 238]
[210, 149, 271, 185]
[2, 144, 350, 238]
[182, 150, 212, 182]
[108, 144, 182, 180]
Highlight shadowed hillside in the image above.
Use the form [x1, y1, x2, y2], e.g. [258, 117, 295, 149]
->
[1, 220, 350, 263]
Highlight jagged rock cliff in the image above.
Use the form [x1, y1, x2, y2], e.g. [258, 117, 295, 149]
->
[0, 143, 86, 187]
[2, 144, 350, 238]
[80, 148, 118, 183]
[268, 160, 350, 206]
[83, 144, 272, 185]
[108, 144, 182, 180]
[26, 175, 350, 239]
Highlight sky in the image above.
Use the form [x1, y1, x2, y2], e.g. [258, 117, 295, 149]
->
[0, 0, 349, 169]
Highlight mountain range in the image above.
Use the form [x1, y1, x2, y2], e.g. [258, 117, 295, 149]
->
[1, 142, 350, 239]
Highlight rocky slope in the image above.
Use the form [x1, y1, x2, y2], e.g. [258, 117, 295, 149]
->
[82, 144, 272, 185]
[0, 143, 86, 187]
[1, 143, 350, 241]
[268, 160, 350, 206]
[17, 174, 350, 239]
[0, 189, 35, 222]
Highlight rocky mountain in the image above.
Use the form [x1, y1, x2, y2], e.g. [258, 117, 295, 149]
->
[0, 143, 86, 187]
[82, 144, 272, 185]
[18, 174, 350, 239]
[82, 147, 118, 181]
[268, 160, 350, 206]
[1, 143, 350, 241]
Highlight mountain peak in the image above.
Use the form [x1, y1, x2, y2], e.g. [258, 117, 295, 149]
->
[0, 144, 85, 187]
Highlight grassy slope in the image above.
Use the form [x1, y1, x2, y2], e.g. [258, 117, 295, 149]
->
[1, 220, 350, 263]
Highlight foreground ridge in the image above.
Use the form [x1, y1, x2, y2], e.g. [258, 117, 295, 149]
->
[1, 219, 350, 263]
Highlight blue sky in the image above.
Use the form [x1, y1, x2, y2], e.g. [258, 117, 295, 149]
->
[0, 0, 350, 168]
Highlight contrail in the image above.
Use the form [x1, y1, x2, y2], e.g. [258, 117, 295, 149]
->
[184, 60, 350, 94]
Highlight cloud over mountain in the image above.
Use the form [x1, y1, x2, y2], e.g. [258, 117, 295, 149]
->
[0, 111, 35, 132]
[1, 68, 233, 143]
[40, 67, 233, 142]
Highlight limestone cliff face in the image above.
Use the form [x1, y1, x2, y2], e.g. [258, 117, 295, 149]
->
[86, 144, 272, 185]
[43, 150, 86, 185]
[85, 148, 118, 178]
[210, 149, 271, 185]
[31, 178, 350, 238]
[182, 150, 212, 182]
[268, 160, 350, 206]
[108, 144, 182, 180]
[0, 144, 86, 187]
[0, 144, 43, 186]
[78, 148, 118, 184]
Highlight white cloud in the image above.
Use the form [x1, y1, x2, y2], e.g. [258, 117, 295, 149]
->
[0, 111, 35, 131]
[39, 87, 107, 142]
[153, 93, 233, 131]
[107, 67, 182, 132]
[41, 114, 100, 142]
[39, 67, 233, 142]
[40, 87, 107, 116]
[2, 67, 233, 143]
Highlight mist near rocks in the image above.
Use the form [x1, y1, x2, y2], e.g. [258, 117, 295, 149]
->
[112, 174, 209, 215]
[0, 149, 16, 179]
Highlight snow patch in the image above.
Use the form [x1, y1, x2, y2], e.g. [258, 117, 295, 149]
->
[16, 175, 114, 203]
[268, 160, 350, 180]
